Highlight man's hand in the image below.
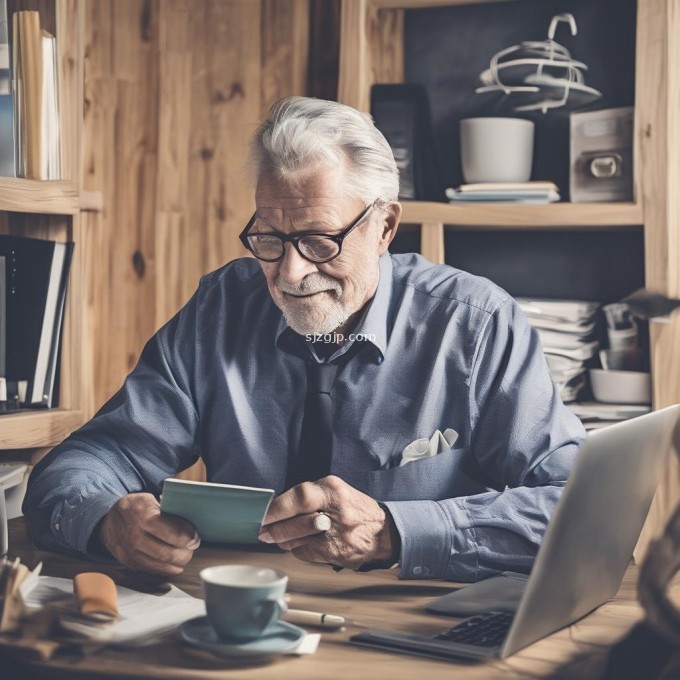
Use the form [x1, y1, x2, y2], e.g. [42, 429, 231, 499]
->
[99, 492, 201, 576]
[259, 476, 399, 570]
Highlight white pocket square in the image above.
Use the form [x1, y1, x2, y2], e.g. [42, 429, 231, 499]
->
[399, 428, 459, 466]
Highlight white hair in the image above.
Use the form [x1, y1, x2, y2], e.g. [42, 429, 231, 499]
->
[248, 96, 399, 204]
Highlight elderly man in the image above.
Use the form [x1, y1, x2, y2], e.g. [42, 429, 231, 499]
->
[24, 96, 585, 581]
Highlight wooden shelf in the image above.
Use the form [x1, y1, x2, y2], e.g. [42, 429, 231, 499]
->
[0, 409, 84, 449]
[371, 0, 518, 8]
[400, 201, 644, 229]
[0, 177, 80, 215]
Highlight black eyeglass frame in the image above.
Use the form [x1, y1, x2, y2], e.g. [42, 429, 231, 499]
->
[239, 200, 379, 264]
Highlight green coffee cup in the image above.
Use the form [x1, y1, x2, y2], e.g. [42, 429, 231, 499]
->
[200, 564, 288, 642]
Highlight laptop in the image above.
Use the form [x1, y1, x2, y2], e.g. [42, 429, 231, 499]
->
[351, 404, 680, 661]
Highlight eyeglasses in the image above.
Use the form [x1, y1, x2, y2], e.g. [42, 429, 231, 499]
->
[239, 201, 378, 264]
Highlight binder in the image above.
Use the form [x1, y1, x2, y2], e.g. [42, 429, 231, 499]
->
[370, 84, 446, 202]
[0, 235, 73, 408]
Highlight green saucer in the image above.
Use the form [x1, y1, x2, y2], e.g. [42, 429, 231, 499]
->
[180, 616, 306, 661]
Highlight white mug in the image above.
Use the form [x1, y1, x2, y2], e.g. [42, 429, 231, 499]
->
[460, 117, 535, 183]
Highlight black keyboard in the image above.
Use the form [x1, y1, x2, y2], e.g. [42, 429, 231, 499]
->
[434, 610, 515, 648]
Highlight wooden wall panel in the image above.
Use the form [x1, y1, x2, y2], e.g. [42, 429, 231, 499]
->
[633, 0, 680, 560]
[339, 1, 403, 110]
[82, 0, 159, 413]
[155, 0, 194, 325]
[83, 1, 311, 479]
[261, 0, 309, 113]
[368, 6, 404, 86]
[187, 0, 261, 277]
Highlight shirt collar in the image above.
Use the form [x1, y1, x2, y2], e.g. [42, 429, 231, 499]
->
[349, 251, 391, 359]
[275, 252, 393, 363]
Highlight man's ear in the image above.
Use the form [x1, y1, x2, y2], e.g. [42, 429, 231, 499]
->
[377, 202, 402, 256]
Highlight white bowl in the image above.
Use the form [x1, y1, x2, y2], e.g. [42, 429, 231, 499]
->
[589, 368, 652, 404]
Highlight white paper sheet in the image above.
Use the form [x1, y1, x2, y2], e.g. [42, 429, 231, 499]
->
[24, 576, 205, 645]
[23, 575, 319, 654]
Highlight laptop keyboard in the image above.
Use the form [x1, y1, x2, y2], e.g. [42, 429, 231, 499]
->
[434, 610, 515, 648]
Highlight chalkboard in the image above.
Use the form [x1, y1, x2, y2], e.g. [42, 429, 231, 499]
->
[443, 228, 644, 303]
[390, 227, 644, 304]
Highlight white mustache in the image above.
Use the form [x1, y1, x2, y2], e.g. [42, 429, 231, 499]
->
[275, 273, 342, 297]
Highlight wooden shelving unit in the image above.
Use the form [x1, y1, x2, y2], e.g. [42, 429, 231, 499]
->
[1, 0, 87, 453]
[338, 0, 680, 557]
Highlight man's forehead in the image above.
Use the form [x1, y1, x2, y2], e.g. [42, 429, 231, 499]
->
[256, 165, 349, 205]
[254, 203, 346, 234]
[255, 174, 364, 228]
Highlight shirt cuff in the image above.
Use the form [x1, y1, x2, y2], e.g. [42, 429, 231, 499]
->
[51, 489, 124, 557]
[383, 499, 478, 580]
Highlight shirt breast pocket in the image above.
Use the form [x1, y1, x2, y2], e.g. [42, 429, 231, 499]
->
[365, 446, 492, 502]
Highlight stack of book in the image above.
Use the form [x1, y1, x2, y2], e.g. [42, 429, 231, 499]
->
[516, 298, 600, 403]
[566, 402, 652, 432]
[0, 1, 13, 176]
[0, 234, 73, 412]
[2, 7, 61, 180]
[445, 181, 560, 204]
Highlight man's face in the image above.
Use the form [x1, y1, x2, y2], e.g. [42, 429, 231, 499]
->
[255, 165, 383, 337]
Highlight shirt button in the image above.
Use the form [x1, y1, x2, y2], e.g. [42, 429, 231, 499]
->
[412, 566, 423, 575]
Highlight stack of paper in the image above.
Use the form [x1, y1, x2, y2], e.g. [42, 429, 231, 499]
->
[446, 182, 560, 204]
[567, 402, 651, 432]
[0, 557, 42, 633]
[517, 298, 600, 403]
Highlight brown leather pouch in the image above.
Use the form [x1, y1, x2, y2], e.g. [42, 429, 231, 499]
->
[73, 572, 118, 622]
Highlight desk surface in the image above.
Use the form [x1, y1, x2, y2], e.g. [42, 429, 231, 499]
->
[1, 518, 665, 679]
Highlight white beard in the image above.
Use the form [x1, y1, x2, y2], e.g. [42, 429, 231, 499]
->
[274, 271, 353, 335]
[278, 291, 354, 336]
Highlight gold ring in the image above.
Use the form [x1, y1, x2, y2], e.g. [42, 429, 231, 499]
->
[313, 512, 332, 532]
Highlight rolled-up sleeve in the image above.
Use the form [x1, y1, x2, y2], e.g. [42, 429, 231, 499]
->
[22, 285, 202, 557]
[385, 298, 586, 581]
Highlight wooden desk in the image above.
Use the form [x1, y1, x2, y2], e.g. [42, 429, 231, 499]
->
[0, 518, 669, 679]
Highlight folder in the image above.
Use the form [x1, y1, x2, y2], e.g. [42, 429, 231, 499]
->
[0, 234, 73, 407]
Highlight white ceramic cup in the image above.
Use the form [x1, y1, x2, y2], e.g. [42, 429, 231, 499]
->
[200, 565, 288, 642]
[460, 117, 535, 183]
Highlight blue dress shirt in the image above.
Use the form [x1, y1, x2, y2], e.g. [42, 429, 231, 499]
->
[23, 252, 585, 581]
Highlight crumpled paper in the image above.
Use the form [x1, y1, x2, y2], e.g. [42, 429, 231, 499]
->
[0, 557, 62, 662]
[399, 428, 459, 466]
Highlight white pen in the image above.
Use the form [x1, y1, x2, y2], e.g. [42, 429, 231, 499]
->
[284, 608, 358, 629]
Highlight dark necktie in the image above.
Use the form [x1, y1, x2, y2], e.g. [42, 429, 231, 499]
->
[286, 361, 339, 489]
